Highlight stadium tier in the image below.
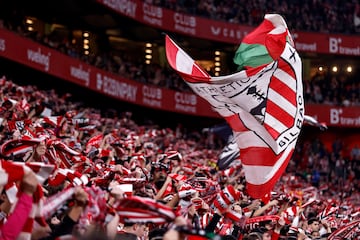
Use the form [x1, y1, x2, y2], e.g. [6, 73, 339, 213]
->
[0, 1, 359, 240]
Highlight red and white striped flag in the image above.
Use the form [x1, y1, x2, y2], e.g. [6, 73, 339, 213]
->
[165, 14, 304, 199]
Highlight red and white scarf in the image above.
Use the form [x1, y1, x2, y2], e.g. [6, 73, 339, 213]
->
[0, 160, 55, 240]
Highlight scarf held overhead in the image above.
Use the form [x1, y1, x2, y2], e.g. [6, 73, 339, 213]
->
[165, 14, 304, 199]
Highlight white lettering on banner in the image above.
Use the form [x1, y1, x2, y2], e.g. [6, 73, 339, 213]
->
[174, 13, 196, 27]
[27, 48, 51, 71]
[97, 73, 137, 101]
[174, 92, 197, 113]
[0, 39, 5, 51]
[330, 108, 340, 124]
[174, 103, 196, 113]
[70, 65, 90, 86]
[143, 3, 163, 26]
[329, 37, 341, 53]
[143, 86, 162, 99]
[329, 37, 360, 56]
[143, 98, 161, 107]
[339, 46, 360, 55]
[210, 26, 247, 40]
[175, 92, 197, 105]
[142, 86, 162, 107]
[295, 42, 317, 52]
[102, 0, 137, 18]
[174, 13, 196, 35]
[330, 108, 360, 126]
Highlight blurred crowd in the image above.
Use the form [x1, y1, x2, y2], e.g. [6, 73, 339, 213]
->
[304, 72, 359, 106]
[153, 0, 360, 34]
[0, 74, 359, 240]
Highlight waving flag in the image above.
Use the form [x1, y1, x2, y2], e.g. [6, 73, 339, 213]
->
[165, 14, 304, 199]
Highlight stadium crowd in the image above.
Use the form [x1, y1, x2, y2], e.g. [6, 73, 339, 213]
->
[0, 3, 359, 106]
[0, 3, 359, 239]
[153, 0, 360, 34]
[0, 75, 358, 240]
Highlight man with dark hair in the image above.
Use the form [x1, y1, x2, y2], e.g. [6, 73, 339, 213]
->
[307, 218, 320, 237]
[116, 222, 147, 240]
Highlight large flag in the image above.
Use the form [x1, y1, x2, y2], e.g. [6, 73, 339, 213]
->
[165, 14, 304, 199]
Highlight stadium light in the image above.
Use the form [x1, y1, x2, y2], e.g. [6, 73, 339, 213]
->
[346, 66, 352, 73]
[25, 17, 34, 32]
[26, 19, 33, 24]
[83, 31, 90, 55]
[214, 51, 221, 75]
[145, 43, 152, 64]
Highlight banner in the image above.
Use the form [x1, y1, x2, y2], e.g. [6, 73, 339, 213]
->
[0, 28, 217, 118]
[97, 0, 360, 56]
[0, 28, 359, 127]
[305, 104, 360, 127]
